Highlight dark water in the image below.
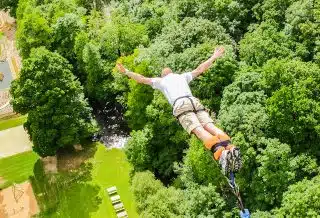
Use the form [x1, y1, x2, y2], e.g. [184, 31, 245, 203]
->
[93, 102, 130, 149]
[0, 61, 13, 90]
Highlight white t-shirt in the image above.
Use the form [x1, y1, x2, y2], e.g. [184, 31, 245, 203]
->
[151, 72, 194, 105]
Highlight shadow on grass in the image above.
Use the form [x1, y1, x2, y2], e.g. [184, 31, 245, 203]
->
[30, 144, 102, 218]
[57, 143, 97, 172]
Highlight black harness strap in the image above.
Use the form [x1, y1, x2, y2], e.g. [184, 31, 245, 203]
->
[189, 96, 197, 113]
[173, 96, 206, 120]
[175, 109, 206, 120]
[172, 95, 192, 107]
[211, 140, 231, 153]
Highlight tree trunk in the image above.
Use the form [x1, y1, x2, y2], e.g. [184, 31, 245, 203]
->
[73, 144, 83, 151]
[41, 155, 57, 174]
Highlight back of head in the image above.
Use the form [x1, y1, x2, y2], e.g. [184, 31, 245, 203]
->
[161, 67, 173, 77]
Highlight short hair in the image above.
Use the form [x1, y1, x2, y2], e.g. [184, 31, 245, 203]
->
[161, 67, 173, 77]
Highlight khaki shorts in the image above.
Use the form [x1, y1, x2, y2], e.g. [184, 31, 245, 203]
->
[173, 97, 214, 134]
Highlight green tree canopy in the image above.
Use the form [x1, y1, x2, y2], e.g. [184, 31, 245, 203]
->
[277, 175, 320, 217]
[263, 59, 320, 153]
[52, 13, 85, 63]
[131, 171, 164, 212]
[12, 0, 320, 216]
[0, 0, 19, 17]
[10, 47, 97, 156]
[16, 6, 52, 58]
[239, 22, 296, 66]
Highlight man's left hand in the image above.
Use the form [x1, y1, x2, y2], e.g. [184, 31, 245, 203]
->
[212, 46, 225, 59]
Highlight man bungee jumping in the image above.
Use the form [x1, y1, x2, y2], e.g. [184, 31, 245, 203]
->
[116, 46, 241, 174]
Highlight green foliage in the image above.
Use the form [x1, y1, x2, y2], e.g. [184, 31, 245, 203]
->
[0, 0, 19, 17]
[10, 47, 97, 156]
[219, 70, 269, 139]
[82, 43, 114, 103]
[131, 171, 167, 212]
[73, 30, 90, 82]
[112, 0, 169, 40]
[77, 14, 149, 105]
[276, 175, 320, 217]
[13, 0, 320, 216]
[262, 59, 320, 152]
[113, 19, 149, 56]
[16, 6, 53, 58]
[117, 54, 155, 129]
[176, 136, 223, 186]
[16, 0, 35, 20]
[182, 183, 226, 218]
[126, 127, 153, 172]
[250, 138, 296, 210]
[253, 0, 295, 24]
[141, 187, 184, 218]
[98, 18, 149, 59]
[125, 97, 189, 181]
[52, 13, 85, 63]
[75, 0, 105, 11]
[153, 17, 232, 54]
[285, 0, 320, 62]
[37, 0, 80, 24]
[16, 0, 83, 59]
[239, 22, 295, 66]
[126, 80, 154, 129]
[131, 171, 226, 218]
[145, 111, 188, 181]
[173, 0, 249, 39]
[219, 63, 319, 211]
[251, 210, 273, 218]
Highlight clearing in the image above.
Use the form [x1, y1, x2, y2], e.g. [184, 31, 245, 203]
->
[0, 143, 138, 218]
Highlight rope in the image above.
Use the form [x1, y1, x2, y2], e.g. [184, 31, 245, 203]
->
[208, 151, 247, 213]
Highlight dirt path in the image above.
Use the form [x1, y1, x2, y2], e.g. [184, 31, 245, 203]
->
[0, 126, 32, 159]
[0, 181, 39, 218]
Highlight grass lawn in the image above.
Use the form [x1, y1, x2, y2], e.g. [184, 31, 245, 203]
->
[28, 143, 138, 218]
[0, 151, 39, 189]
[0, 142, 138, 217]
[90, 145, 138, 218]
[0, 115, 27, 131]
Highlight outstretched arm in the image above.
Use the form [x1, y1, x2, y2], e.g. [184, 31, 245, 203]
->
[191, 46, 225, 78]
[116, 63, 153, 85]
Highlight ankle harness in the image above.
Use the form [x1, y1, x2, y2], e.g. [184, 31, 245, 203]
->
[212, 140, 231, 153]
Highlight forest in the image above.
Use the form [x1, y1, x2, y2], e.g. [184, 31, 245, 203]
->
[1, 0, 320, 217]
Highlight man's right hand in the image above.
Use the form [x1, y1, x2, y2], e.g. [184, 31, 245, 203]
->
[116, 63, 127, 74]
[116, 63, 153, 85]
